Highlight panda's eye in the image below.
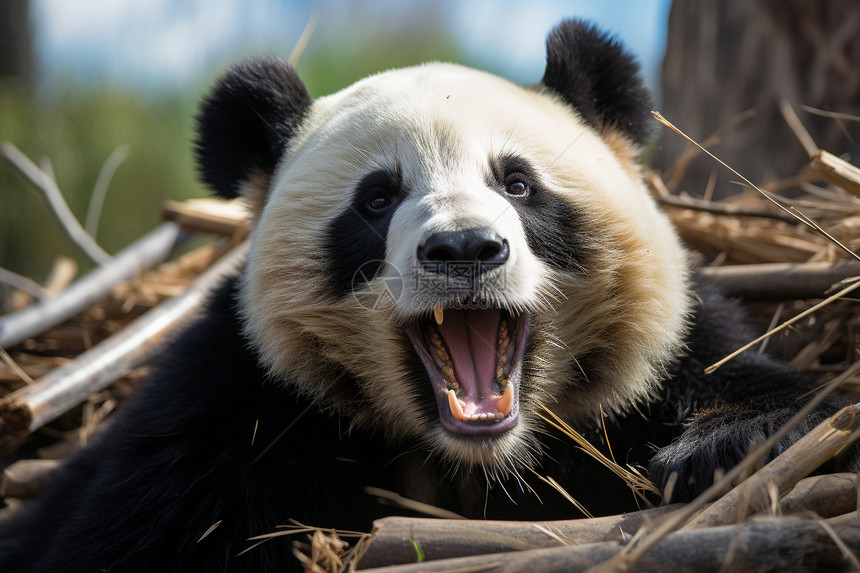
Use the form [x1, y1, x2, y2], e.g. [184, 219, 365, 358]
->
[505, 180, 529, 197]
[367, 196, 391, 210]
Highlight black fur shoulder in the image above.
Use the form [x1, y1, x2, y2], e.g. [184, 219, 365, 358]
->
[0, 277, 378, 572]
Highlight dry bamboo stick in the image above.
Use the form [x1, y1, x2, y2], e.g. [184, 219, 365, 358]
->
[699, 260, 860, 299]
[686, 403, 860, 529]
[85, 145, 130, 237]
[0, 242, 248, 436]
[1, 142, 111, 266]
[357, 518, 860, 572]
[0, 222, 183, 349]
[809, 150, 860, 198]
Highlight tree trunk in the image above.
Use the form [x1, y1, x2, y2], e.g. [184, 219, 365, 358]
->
[654, 0, 860, 197]
[0, 0, 33, 89]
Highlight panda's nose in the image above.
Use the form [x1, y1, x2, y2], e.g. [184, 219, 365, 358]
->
[417, 228, 509, 272]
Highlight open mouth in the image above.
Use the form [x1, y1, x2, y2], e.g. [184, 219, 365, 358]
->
[406, 305, 530, 435]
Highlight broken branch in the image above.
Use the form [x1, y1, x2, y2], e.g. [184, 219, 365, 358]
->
[1, 142, 112, 266]
[0, 241, 248, 435]
[0, 222, 183, 349]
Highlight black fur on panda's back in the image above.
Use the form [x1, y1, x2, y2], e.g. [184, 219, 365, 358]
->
[0, 18, 854, 572]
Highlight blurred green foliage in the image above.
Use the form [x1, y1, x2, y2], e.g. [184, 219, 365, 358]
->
[0, 18, 463, 304]
[0, 83, 201, 285]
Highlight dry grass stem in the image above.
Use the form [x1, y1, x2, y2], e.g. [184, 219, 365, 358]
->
[364, 486, 465, 520]
[539, 406, 661, 506]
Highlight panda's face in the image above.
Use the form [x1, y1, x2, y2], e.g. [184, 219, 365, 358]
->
[237, 62, 690, 471]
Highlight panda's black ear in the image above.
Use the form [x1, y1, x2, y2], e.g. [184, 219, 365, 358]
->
[194, 57, 312, 199]
[541, 19, 652, 146]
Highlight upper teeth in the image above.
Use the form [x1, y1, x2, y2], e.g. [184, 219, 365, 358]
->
[434, 302, 444, 325]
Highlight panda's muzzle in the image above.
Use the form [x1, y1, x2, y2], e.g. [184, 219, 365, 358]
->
[405, 228, 526, 435]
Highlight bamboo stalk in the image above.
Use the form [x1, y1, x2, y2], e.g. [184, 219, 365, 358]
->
[85, 145, 130, 237]
[0, 242, 248, 436]
[779, 472, 857, 518]
[0, 268, 51, 301]
[584, 361, 860, 572]
[0, 222, 183, 349]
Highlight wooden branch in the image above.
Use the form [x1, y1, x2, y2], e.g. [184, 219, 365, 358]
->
[698, 260, 860, 300]
[162, 198, 249, 237]
[1, 142, 112, 266]
[686, 403, 860, 529]
[656, 193, 798, 223]
[779, 472, 857, 518]
[0, 241, 248, 436]
[0, 222, 183, 349]
[358, 473, 855, 569]
[809, 150, 860, 198]
[357, 518, 860, 572]
[360, 505, 680, 569]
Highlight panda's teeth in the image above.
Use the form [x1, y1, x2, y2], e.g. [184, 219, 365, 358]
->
[447, 389, 511, 424]
[496, 384, 513, 417]
[433, 303, 444, 325]
[448, 390, 465, 421]
[429, 329, 450, 362]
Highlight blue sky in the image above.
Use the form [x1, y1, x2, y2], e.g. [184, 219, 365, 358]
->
[33, 0, 671, 93]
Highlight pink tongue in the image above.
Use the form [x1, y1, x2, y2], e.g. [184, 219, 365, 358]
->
[437, 309, 501, 400]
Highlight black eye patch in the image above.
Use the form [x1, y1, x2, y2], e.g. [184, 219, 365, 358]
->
[324, 169, 404, 297]
[487, 154, 589, 272]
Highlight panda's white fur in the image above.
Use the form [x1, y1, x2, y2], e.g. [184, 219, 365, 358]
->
[241, 62, 691, 469]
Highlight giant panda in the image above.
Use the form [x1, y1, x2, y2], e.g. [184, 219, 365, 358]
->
[0, 18, 852, 573]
